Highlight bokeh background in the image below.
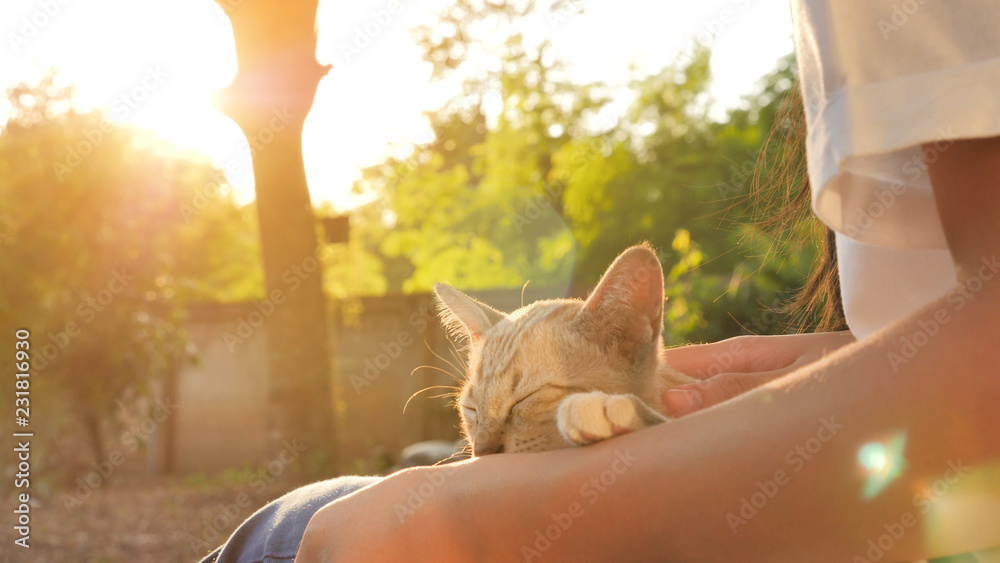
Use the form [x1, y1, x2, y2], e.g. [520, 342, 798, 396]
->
[0, 1, 823, 560]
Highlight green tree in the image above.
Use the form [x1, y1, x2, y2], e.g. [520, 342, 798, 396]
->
[350, 0, 814, 342]
[0, 71, 261, 468]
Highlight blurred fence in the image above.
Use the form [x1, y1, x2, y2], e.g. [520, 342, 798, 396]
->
[164, 287, 581, 473]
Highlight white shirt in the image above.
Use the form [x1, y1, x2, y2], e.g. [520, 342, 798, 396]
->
[791, 0, 1000, 339]
[791, 3, 1000, 560]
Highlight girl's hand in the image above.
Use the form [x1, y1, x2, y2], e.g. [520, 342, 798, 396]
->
[661, 331, 855, 416]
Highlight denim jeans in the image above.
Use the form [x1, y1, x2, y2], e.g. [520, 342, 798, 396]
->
[197, 476, 381, 563]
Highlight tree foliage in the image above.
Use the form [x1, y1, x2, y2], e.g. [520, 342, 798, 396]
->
[0, 71, 262, 466]
[346, 3, 815, 343]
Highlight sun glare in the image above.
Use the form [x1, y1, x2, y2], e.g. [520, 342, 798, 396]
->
[1, 0, 793, 209]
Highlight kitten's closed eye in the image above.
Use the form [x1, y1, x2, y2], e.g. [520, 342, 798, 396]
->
[461, 405, 477, 423]
[511, 384, 566, 412]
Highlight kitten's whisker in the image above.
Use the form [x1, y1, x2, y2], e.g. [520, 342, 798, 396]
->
[434, 449, 468, 466]
[403, 385, 460, 413]
[445, 340, 467, 372]
[410, 364, 463, 384]
[440, 337, 468, 369]
[423, 340, 466, 382]
[521, 280, 530, 308]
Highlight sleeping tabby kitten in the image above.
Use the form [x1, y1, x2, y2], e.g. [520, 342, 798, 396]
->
[434, 245, 694, 455]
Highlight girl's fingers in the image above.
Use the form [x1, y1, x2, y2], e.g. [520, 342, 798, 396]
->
[663, 338, 760, 379]
[662, 369, 789, 417]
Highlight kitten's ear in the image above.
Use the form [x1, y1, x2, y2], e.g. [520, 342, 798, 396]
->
[578, 245, 665, 355]
[434, 284, 507, 344]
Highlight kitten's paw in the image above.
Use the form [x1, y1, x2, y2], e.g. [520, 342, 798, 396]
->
[557, 392, 667, 446]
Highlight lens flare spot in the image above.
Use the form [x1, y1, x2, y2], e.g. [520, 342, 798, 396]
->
[859, 443, 887, 472]
[858, 432, 907, 500]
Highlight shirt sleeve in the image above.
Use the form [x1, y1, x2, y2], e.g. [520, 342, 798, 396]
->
[792, 0, 1000, 249]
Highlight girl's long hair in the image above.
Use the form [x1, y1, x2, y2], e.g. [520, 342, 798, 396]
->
[749, 83, 847, 333]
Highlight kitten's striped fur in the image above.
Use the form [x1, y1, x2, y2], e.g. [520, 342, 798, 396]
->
[434, 245, 694, 455]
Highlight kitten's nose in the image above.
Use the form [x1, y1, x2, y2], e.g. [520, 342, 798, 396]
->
[473, 443, 504, 456]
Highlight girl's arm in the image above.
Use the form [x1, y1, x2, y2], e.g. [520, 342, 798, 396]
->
[295, 137, 1000, 562]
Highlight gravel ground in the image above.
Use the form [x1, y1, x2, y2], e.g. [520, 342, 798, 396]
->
[1, 475, 313, 563]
